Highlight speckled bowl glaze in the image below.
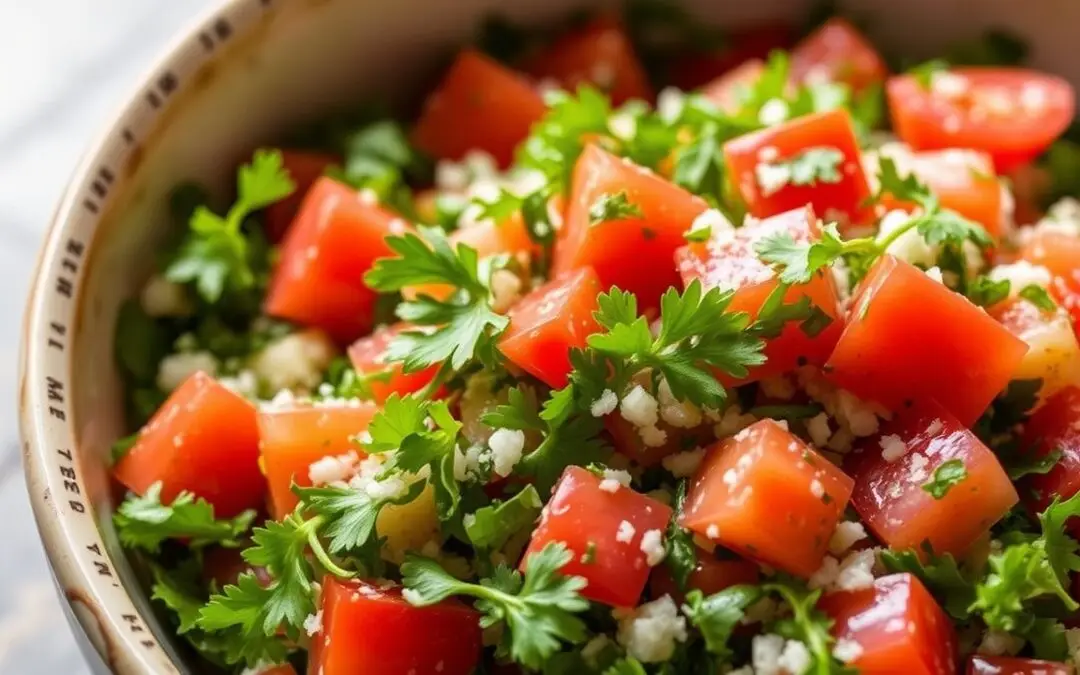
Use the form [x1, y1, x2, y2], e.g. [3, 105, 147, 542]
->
[18, 0, 1080, 672]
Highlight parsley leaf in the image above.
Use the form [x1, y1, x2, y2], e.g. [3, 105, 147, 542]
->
[665, 480, 698, 591]
[909, 60, 950, 89]
[197, 573, 288, 667]
[294, 480, 425, 556]
[755, 222, 848, 285]
[401, 542, 589, 669]
[968, 275, 1012, 307]
[921, 459, 968, 499]
[1008, 448, 1063, 481]
[683, 585, 762, 661]
[113, 483, 255, 553]
[365, 226, 509, 373]
[588, 191, 644, 225]
[1020, 284, 1057, 312]
[758, 146, 845, 195]
[764, 579, 851, 675]
[879, 547, 975, 620]
[465, 485, 543, 551]
[166, 149, 295, 302]
[518, 85, 612, 188]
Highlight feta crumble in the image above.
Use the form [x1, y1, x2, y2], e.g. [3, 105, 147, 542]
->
[302, 610, 323, 636]
[591, 389, 618, 417]
[616, 520, 636, 543]
[836, 549, 877, 591]
[828, 521, 868, 556]
[599, 468, 633, 493]
[880, 434, 908, 462]
[807, 413, 832, 447]
[752, 633, 786, 675]
[156, 351, 218, 392]
[640, 529, 666, 567]
[250, 330, 337, 394]
[661, 447, 706, 478]
[617, 595, 688, 663]
[309, 451, 360, 485]
[487, 428, 525, 478]
[988, 260, 1053, 295]
[778, 639, 812, 675]
[621, 385, 660, 428]
[833, 638, 864, 663]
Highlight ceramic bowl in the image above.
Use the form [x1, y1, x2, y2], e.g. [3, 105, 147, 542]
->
[18, 0, 1080, 672]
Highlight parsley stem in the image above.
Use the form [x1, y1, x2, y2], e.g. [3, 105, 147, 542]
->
[871, 215, 922, 253]
[302, 515, 354, 580]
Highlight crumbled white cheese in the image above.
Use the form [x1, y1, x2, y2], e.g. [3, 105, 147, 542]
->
[302, 610, 323, 637]
[657, 378, 704, 428]
[908, 453, 930, 484]
[219, 370, 258, 398]
[616, 520, 636, 544]
[489, 269, 524, 314]
[833, 638, 864, 664]
[809, 556, 840, 590]
[156, 351, 218, 392]
[836, 390, 881, 437]
[487, 428, 525, 478]
[688, 209, 733, 238]
[714, 405, 757, 438]
[758, 98, 790, 126]
[752, 633, 786, 675]
[599, 468, 633, 493]
[621, 385, 660, 428]
[988, 261, 1053, 295]
[778, 640, 812, 675]
[877, 209, 936, 267]
[661, 447, 706, 478]
[807, 413, 832, 447]
[836, 549, 877, 591]
[638, 424, 669, 447]
[140, 275, 193, 317]
[365, 475, 407, 501]
[640, 529, 666, 567]
[756, 161, 792, 197]
[591, 389, 618, 417]
[309, 451, 361, 486]
[657, 87, 686, 122]
[828, 522, 868, 556]
[924, 266, 945, 284]
[250, 330, 337, 394]
[879, 434, 908, 462]
[617, 595, 688, 663]
[401, 588, 424, 606]
[977, 629, 1025, 656]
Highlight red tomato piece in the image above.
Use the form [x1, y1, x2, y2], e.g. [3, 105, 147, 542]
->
[670, 23, 793, 91]
[649, 553, 759, 604]
[680, 419, 854, 578]
[968, 655, 1075, 675]
[553, 144, 709, 312]
[847, 399, 1018, 558]
[724, 109, 872, 229]
[1019, 231, 1080, 328]
[265, 177, 410, 344]
[258, 403, 379, 519]
[876, 146, 1004, 238]
[819, 573, 958, 675]
[309, 577, 481, 675]
[701, 59, 765, 113]
[1020, 386, 1080, 533]
[826, 255, 1028, 425]
[347, 323, 443, 403]
[264, 150, 336, 243]
[412, 49, 546, 168]
[790, 18, 888, 93]
[887, 68, 1075, 172]
[526, 17, 653, 105]
[676, 205, 845, 385]
[113, 372, 265, 518]
[521, 466, 672, 607]
[499, 267, 602, 388]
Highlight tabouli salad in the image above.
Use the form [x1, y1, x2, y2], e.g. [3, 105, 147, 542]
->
[110, 4, 1080, 674]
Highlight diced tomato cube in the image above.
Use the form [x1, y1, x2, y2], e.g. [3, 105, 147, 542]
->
[968, 655, 1075, 675]
[499, 267, 602, 388]
[649, 553, 759, 604]
[826, 255, 1029, 425]
[874, 146, 1005, 238]
[790, 18, 888, 94]
[605, 413, 712, 467]
[680, 420, 854, 578]
[724, 109, 873, 229]
[553, 144, 709, 312]
[1019, 230, 1080, 328]
[521, 466, 672, 607]
[847, 399, 1018, 558]
[347, 323, 443, 403]
[819, 573, 958, 675]
[264, 150, 336, 242]
[113, 372, 265, 518]
[526, 17, 652, 105]
[989, 297, 1080, 403]
[412, 49, 547, 168]
[701, 59, 765, 113]
[258, 403, 379, 519]
[669, 23, 794, 92]
[675, 205, 845, 385]
[1020, 386, 1080, 532]
[308, 577, 481, 675]
[265, 177, 410, 344]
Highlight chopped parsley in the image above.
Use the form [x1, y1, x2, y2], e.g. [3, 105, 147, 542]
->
[756, 146, 845, 196]
[921, 459, 968, 499]
[114, 483, 256, 554]
[1019, 284, 1057, 312]
[589, 191, 644, 225]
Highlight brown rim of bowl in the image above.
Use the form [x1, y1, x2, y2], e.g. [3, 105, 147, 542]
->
[18, 0, 274, 672]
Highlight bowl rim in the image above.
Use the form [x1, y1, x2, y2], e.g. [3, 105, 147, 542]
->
[18, 0, 272, 672]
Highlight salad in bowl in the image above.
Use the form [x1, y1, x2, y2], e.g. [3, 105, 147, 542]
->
[105, 4, 1080, 674]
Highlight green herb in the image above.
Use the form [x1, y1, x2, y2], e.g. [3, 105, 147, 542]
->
[465, 485, 543, 551]
[1020, 284, 1057, 312]
[909, 60, 949, 89]
[365, 226, 509, 374]
[921, 459, 968, 499]
[113, 483, 256, 553]
[665, 480, 699, 591]
[763, 579, 851, 675]
[683, 585, 762, 661]
[1008, 449, 1063, 481]
[518, 86, 612, 188]
[967, 276, 1012, 307]
[114, 300, 175, 385]
[588, 191, 644, 226]
[759, 146, 845, 194]
[603, 658, 648, 675]
[401, 542, 589, 669]
[109, 432, 140, 465]
[197, 574, 290, 667]
[166, 149, 295, 302]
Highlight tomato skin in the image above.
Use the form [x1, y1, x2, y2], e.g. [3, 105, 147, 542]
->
[526, 17, 653, 105]
[554, 144, 709, 313]
[347, 323, 443, 403]
[264, 150, 336, 243]
[308, 577, 481, 675]
[521, 466, 672, 607]
[680, 420, 854, 578]
[723, 109, 873, 229]
[887, 68, 1075, 173]
[989, 298, 1080, 403]
[701, 59, 765, 113]
[670, 23, 793, 92]
[1019, 231, 1080, 329]
[258, 404, 379, 519]
[967, 655, 1075, 675]
[113, 372, 265, 518]
[819, 573, 958, 675]
[412, 49, 546, 168]
[676, 205, 845, 385]
[499, 267, 602, 388]
[648, 554, 759, 604]
[1020, 386, 1080, 533]
[826, 255, 1029, 426]
[847, 399, 1017, 558]
[790, 18, 888, 93]
[265, 177, 409, 344]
